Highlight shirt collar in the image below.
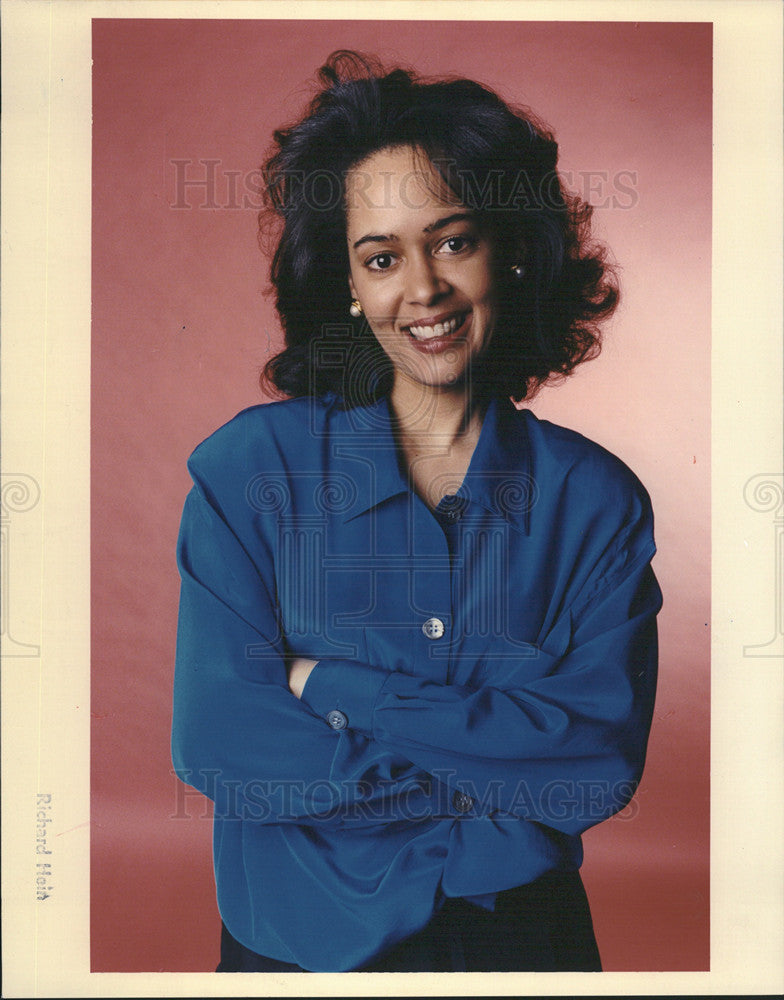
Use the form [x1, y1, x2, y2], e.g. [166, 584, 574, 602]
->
[328, 395, 408, 519]
[329, 394, 532, 534]
[458, 396, 532, 534]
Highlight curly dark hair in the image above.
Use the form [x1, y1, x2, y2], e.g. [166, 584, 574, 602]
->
[260, 50, 618, 404]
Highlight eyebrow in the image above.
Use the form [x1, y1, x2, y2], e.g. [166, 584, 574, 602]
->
[351, 211, 475, 250]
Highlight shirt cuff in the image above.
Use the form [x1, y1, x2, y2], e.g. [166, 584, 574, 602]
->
[300, 658, 388, 735]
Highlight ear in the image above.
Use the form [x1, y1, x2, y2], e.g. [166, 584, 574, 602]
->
[348, 274, 358, 300]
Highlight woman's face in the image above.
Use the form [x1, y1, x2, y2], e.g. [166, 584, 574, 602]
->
[345, 145, 498, 398]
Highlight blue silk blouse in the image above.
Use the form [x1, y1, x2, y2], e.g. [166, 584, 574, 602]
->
[171, 392, 661, 971]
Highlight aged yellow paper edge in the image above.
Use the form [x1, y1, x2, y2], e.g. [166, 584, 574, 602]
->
[1, 1, 782, 996]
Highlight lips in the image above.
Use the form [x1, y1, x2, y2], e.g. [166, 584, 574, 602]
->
[407, 311, 468, 341]
[403, 311, 470, 353]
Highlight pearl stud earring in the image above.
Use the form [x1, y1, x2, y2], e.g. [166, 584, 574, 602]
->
[349, 299, 363, 318]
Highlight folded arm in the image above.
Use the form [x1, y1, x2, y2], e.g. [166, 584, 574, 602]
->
[174, 460, 661, 839]
[300, 544, 662, 837]
[172, 484, 430, 824]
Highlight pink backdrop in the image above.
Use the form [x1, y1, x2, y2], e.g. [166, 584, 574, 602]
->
[91, 18, 711, 972]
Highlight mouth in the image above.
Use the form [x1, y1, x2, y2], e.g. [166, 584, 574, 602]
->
[403, 311, 470, 351]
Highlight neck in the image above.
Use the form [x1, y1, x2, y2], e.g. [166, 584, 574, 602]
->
[389, 380, 489, 448]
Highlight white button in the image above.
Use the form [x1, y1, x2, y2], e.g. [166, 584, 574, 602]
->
[327, 710, 348, 730]
[422, 617, 445, 639]
[452, 790, 474, 814]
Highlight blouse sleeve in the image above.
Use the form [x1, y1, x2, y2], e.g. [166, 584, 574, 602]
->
[172, 481, 428, 824]
[300, 499, 662, 838]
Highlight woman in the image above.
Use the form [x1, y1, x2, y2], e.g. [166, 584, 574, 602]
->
[172, 51, 662, 973]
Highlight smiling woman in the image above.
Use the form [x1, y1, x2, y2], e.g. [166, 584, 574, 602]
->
[346, 147, 497, 398]
[171, 50, 662, 973]
[260, 51, 616, 409]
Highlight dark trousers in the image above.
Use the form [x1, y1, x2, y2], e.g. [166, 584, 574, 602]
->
[216, 870, 602, 973]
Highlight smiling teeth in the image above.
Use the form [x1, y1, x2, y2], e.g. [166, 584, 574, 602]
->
[408, 315, 464, 340]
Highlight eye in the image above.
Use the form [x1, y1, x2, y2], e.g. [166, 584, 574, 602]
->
[366, 252, 396, 271]
[439, 234, 476, 255]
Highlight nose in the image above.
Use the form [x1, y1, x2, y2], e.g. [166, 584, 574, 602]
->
[403, 253, 450, 306]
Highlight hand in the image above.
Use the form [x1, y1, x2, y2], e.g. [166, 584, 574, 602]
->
[286, 657, 319, 699]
